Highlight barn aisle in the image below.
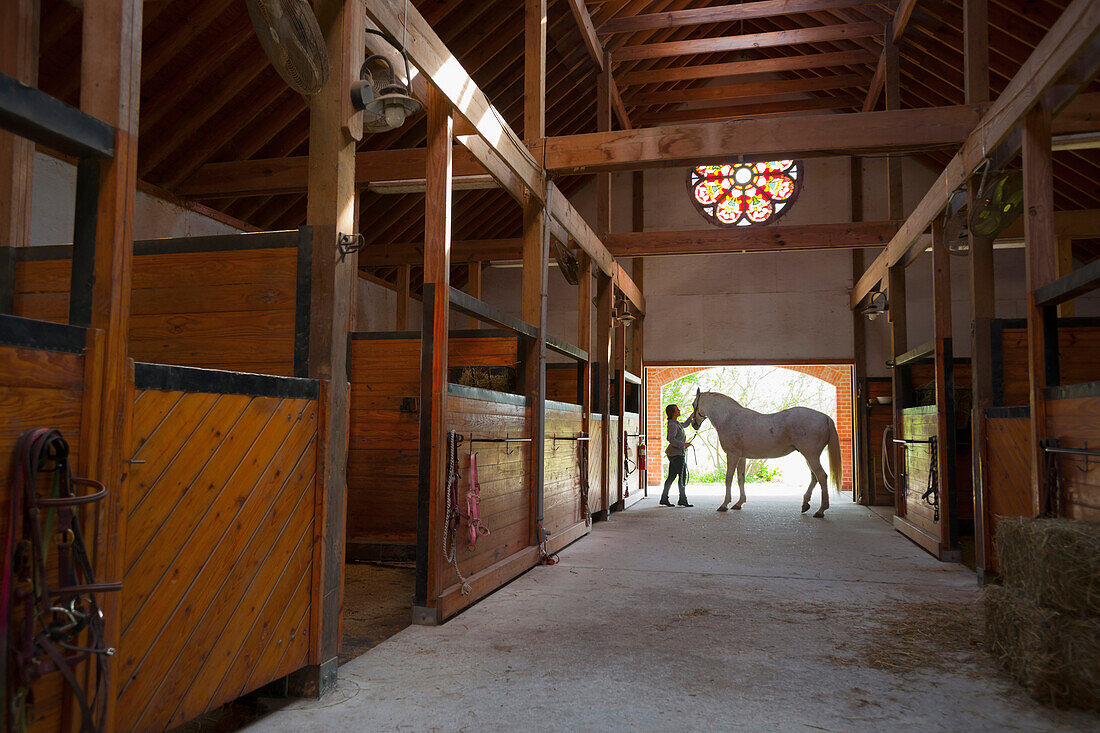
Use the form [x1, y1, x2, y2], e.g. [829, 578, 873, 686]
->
[244, 491, 1098, 732]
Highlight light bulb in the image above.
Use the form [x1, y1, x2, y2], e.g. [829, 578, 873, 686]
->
[384, 103, 406, 129]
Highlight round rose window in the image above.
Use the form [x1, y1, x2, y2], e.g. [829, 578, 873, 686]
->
[687, 160, 803, 227]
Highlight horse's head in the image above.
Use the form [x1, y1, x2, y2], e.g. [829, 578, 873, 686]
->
[688, 388, 707, 429]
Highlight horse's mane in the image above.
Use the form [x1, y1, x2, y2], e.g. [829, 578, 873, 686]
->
[703, 391, 742, 408]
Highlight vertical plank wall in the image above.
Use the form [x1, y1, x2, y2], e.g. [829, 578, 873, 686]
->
[543, 401, 588, 542]
[439, 387, 533, 619]
[588, 415, 606, 515]
[0, 339, 85, 732]
[898, 408, 942, 555]
[983, 411, 1031, 571]
[116, 373, 319, 732]
[1046, 388, 1100, 521]
[10, 239, 305, 376]
[346, 332, 519, 551]
[997, 323, 1100, 405]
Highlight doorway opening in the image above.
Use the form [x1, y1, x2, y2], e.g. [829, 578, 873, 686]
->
[645, 364, 854, 500]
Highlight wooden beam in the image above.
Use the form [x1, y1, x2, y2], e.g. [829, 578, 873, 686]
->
[892, 0, 920, 44]
[887, 262, 907, 520]
[177, 148, 489, 198]
[538, 105, 983, 174]
[931, 216, 958, 556]
[600, 0, 886, 34]
[963, 0, 989, 105]
[628, 73, 865, 106]
[0, 0, 39, 249]
[641, 97, 852, 124]
[613, 22, 881, 62]
[864, 0, 921, 112]
[362, 0, 641, 312]
[297, 0, 361, 673]
[525, 0, 546, 141]
[851, 0, 1100, 308]
[595, 271, 612, 519]
[619, 49, 873, 86]
[1056, 237, 1075, 318]
[603, 221, 899, 256]
[850, 157, 869, 504]
[80, 0, 142, 726]
[1023, 101, 1056, 517]
[416, 84, 452, 617]
[578, 250, 593, 424]
[566, 0, 603, 72]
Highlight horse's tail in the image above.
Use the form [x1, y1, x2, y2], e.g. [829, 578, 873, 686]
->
[827, 418, 842, 489]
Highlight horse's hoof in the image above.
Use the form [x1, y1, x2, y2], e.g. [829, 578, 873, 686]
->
[732, 505, 742, 511]
[801, 503, 810, 513]
[717, 506, 728, 512]
[813, 510, 826, 518]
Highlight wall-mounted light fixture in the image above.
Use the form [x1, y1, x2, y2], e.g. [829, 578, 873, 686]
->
[861, 290, 888, 321]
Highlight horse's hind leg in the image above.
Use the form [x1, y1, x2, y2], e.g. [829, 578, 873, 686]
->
[800, 474, 818, 514]
[732, 457, 747, 509]
[803, 452, 830, 518]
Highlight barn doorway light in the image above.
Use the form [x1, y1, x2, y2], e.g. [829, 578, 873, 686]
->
[861, 291, 888, 320]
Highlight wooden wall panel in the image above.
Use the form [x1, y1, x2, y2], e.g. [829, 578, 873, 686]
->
[543, 404, 586, 538]
[901, 409, 940, 538]
[865, 379, 894, 505]
[442, 392, 530, 591]
[588, 415, 605, 513]
[984, 415, 1031, 572]
[117, 385, 318, 733]
[0, 343, 84, 733]
[13, 247, 301, 375]
[1047, 394, 1100, 522]
[999, 326, 1100, 406]
[546, 364, 580, 404]
[346, 334, 519, 546]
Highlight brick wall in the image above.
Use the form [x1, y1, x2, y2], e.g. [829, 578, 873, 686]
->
[645, 364, 854, 491]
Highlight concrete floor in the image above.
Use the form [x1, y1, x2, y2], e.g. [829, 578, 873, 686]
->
[243, 485, 1100, 733]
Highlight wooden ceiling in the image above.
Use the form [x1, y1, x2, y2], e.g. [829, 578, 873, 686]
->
[33, 0, 1100, 292]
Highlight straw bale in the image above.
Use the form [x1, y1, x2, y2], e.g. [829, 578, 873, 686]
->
[984, 584, 1100, 710]
[995, 517, 1100, 617]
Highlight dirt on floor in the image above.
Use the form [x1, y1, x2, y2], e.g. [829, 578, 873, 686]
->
[339, 562, 415, 663]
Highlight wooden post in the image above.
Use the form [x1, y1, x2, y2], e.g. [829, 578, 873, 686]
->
[0, 0, 39, 251]
[964, 0, 994, 576]
[888, 263, 907, 518]
[395, 263, 410, 330]
[79, 0, 142, 726]
[932, 217, 959, 559]
[632, 171, 645, 496]
[613, 311, 626, 509]
[595, 272, 612, 519]
[414, 84, 452, 622]
[1023, 101, 1057, 517]
[578, 250, 593, 437]
[523, 0, 548, 547]
[884, 24, 903, 224]
[467, 261, 482, 328]
[292, 0, 362, 686]
[851, 157, 869, 504]
[1057, 237, 1075, 318]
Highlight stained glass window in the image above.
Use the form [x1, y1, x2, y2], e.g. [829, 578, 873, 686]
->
[687, 160, 803, 227]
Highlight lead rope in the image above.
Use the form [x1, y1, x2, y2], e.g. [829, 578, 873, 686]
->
[578, 437, 591, 526]
[442, 431, 471, 597]
[920, 437, 939, 522]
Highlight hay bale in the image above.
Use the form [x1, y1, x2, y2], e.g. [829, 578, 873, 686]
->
[995, 517, 1100, 617]
[985, 584, 1100, 710]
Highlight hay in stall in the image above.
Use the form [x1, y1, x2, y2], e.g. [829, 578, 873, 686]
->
[984, 584, 1100, 710]
[451, 366, 517, 394]
[995, 517, 1100, 617]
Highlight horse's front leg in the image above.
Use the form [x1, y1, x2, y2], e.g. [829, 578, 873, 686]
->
[801, 475, 818, 513]
[732, 457, 747, 509]
[717, 454, 738, 512]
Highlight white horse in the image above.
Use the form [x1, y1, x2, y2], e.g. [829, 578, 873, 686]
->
[687, 389, 841, 517]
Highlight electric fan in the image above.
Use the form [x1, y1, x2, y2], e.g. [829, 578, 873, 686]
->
[942, 189, 970, 255]
[553, 239, 580, 285]
[246, 0, 330, 96]
[969, 168, 1023, 238]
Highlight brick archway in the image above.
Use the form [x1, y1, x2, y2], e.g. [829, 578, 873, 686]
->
[645, 365, 853, 491]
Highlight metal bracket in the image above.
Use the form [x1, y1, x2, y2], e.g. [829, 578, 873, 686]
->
[411, 605, 439, 626]
[399, 396, 420, 413]
[337, 232, 364, 259]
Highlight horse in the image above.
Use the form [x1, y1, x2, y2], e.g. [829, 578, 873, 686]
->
[687, 389, 841, 518]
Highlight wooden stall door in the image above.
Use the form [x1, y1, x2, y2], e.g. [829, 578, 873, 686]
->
[1047, 391, 1100, 521]
[894, 408, 943, 558]
[543, 402, 589, 551]
[115, 374, 319, 732]
[984, 413, 1031, 572]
